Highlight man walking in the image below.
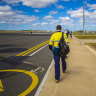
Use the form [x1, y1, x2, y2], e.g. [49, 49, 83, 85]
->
[70, 31, 72, 38]
[65, 29, 70, 38]
[49, 25, 69, 83]
[30, 29, 32, 35]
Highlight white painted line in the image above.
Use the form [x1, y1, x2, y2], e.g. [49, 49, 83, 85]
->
[85, 45, 96, 56]
[29, 44, 48, 56]
[40, 68, 45, 72]
[34, 59, 54, 96]
[27, 42, 54, 96]
[30, 67, 45, 73]
[33, 67, 41, 73]
[23, 61, 33, 65]
[30, 67, 41, 73]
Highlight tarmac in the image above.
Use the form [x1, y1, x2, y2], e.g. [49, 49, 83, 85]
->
[0, 32, 52, 96]
[40, 36, 96, 96]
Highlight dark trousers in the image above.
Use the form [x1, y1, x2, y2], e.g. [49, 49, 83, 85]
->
[54, 55, 66, 80]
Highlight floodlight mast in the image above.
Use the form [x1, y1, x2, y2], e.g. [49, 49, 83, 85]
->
[83, 0, 85, 34]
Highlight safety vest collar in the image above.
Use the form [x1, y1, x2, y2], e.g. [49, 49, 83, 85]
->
[56, 31, 62, 32]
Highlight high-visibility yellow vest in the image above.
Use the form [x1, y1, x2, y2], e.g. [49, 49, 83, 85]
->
[49, 32, 69, 48]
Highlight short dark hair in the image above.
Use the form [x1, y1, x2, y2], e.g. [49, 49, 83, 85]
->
[56, 25, 62, 30]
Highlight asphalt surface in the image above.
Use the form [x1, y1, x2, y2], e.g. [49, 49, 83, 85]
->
[0, 32, 53, 96]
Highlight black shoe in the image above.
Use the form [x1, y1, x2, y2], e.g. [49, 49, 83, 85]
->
[55, 80, 59, 83]
[63, 71, 66, 73]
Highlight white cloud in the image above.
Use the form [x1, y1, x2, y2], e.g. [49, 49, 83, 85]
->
[0, 11, 14, 16]
[32, 22, 48, 26]
[92, 25, 96, 27]
[2, 0, 20, 4]
[49, 10, 58, 15]
[34, 9, 40, 13]
[56, 5, 65, 9]
[59, 17, 73, 21]
[43, 15, 53, 19]
[89, 10, 96, 18]
[62, 0, 76, 1]
[0, 5, 11, 11]
[67, 8, 96, 20]
[0, 5, 39, 24]
[2, 0, 58, 8]
[60, 22, 73, 26]
[41, 22, 48, 25]
[49, 19, 59, 24]
[15, 10, 24, 14]
[43, 15, 59, 24]
[59, 16, 73, 26]
[32, 23, 40, 26]
[67, 8, 90, 18]
[0, 5, 14, 17]
[87, 4, 96, 10]
[67, 7, 96, 26]
[61, 0, 70, 1]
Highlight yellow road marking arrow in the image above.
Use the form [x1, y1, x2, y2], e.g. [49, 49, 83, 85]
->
[0, 69, 38, 96]
[0, 80, 4, 92]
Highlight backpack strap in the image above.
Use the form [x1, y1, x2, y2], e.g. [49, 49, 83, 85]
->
[62, 32, 64, 41]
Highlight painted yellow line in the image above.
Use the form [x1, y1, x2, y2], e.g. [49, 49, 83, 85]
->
[21, 43, 46, 56]
[16, 40, 49, 56]
[0, 69, 38, 96]
[17, 44, 40, 56]
[22, 46, 39, 56]
[22, 40, 49, 56]
[16, 44, 40, 56]
[0, 80, 4, 92]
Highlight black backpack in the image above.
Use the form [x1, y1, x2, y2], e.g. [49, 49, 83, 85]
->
[58, 32, 70, 56]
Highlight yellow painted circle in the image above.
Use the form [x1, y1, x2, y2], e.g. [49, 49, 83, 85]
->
[0, 69, 38, 96]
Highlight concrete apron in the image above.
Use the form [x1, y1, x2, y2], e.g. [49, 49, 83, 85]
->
[40, 36, 96, 96]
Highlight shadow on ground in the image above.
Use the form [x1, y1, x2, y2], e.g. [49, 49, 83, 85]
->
[0, 56, 37, 79]
[60, 67, 84, 82]
[0, 48, 28, 53]
[0, 44, 16, 48]
[0, 33, 51, 36]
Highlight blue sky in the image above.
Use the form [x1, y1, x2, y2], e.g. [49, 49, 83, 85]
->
[0, 0, 96, 31]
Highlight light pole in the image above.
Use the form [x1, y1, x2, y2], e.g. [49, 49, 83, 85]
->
[83, 0, 85, 34]
[74, 24, 75, 32]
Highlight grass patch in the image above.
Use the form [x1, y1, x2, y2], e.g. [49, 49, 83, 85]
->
[76, 36, 96, 39]
[73, 33, 82, 35]
[85, 43, 96, 50]
[73, 32, 96, 35]
[73, 32, 83, 35]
